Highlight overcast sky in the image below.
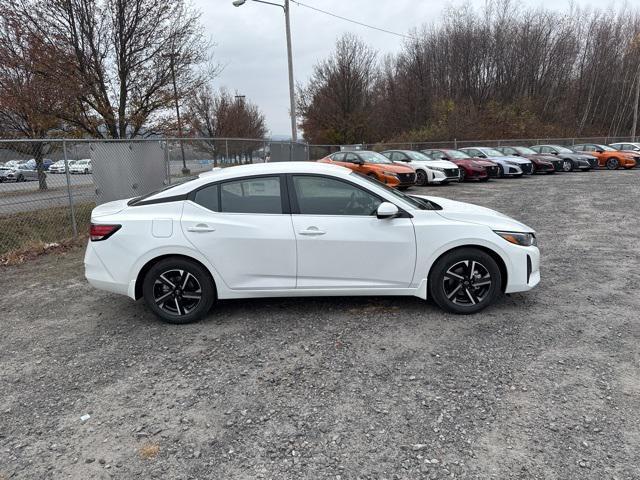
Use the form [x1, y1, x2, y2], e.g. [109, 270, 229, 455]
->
[195, 0, 617, 137]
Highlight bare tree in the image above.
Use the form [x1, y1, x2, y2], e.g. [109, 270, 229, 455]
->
[9, 0, 211, 139]
[0, 7, 73, 189]
[298, 34, 378, 144]
[185, 86, 267, 165]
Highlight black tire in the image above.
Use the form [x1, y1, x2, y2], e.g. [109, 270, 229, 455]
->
[498, 165, 505, 177]
[398, 186, 409, 191]
[605, 157, 619, 170]
[562, 159, 573, 172]
[459, 169, 466, 182]
[415, 169, 428, 186]
[84, 168, 89, 174]
[17, 175, 24, 182]
[429, 248, 502, 314]
[142, 257, 215, 324]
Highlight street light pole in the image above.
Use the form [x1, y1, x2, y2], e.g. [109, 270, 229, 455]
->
[233, 0, 298, 143]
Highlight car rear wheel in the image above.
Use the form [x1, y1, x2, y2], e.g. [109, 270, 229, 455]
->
[562, 159, 573, 172]
[142, 257, 215, 324]
[429, 248, 502, 314]
[415, 169, 428, 186]
[605, 158, 619, 170]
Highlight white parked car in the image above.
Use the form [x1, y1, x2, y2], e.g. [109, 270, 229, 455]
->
[381, 150, 460, 185]
[459, 147, 532, 176]
[85, 162, 540, 324]
[69, 159, 92, 174]
[49, 159, 77, 173]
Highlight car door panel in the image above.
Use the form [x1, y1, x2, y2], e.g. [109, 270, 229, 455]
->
[289, 174, 416, 289]
[181, 177, 296, 290]
[292, 215, 416, 288]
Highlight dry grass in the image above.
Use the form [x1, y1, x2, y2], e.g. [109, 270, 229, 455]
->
[0, 237, 85, 266]
[138, 443, 160, 460]
[0, 202, 93, 257]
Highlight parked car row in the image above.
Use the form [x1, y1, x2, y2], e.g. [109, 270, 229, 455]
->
[0, 158, 92, 182]
[317, 142, 639, 188]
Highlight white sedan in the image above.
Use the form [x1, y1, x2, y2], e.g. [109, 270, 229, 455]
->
[85, 162, 540, 324]
[382, 150, 460, 185]
[69, 159, 92, 174]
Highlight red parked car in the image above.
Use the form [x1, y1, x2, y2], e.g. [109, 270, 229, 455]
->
[496, 146, 558, 173]
[421, 149, 499, 181]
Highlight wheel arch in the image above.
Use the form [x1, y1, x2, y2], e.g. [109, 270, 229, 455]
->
[134, 253, 217, 300]
[427, 244, 508, 293]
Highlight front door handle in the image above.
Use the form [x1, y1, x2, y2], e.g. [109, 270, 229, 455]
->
[187, 224, 216, 233]
[299, 227, 325, 236]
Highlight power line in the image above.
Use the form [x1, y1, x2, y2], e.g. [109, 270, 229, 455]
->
[289, 1, 414, 39]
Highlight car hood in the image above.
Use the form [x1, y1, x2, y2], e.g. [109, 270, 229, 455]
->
[490, 155, 530, 164]
[368, 163, 414, 173]
[413, 195, 534, 233]
[419, 160, 458, 169]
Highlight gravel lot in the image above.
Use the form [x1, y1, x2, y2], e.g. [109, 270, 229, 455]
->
[1, 170, 639, 479]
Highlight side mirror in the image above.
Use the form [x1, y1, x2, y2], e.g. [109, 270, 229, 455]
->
[478, 154, 486, 158]
[596, 149, 604, 153]
[353, 159, 364, 165]
[376, 202, 399, 219]
[439, 156, 447, 160]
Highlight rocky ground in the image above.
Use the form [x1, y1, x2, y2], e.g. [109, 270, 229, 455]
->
[1, 169, 639, 479]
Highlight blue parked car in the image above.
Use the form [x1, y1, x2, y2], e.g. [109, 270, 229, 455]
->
[24, 158, 54, 171]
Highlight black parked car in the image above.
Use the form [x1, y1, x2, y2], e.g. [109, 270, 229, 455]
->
[529, 145, 597, 171]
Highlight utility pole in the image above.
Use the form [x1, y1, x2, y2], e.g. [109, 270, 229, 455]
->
[233, 0, 297, 142]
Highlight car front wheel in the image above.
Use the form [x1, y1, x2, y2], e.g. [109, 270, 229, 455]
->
[416, 169, 428, 186]
[562, 159, 573, 172]
[429, 248, 502, 314]
[142, 257, 216, 324]
[605, 158, 619, 170]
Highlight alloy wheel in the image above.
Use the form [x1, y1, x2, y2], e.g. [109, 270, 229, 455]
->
[442, 260, 492, 306]
[153, 269, 202, 317]
[606, 158, 619, 170]
[416, 170, 427, 186]
[562, 160, 572, 172]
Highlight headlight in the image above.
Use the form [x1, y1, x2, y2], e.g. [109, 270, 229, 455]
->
[495, 231, 537, 247]
[382, 171, 399, 178]
[430, 166, 444, 172]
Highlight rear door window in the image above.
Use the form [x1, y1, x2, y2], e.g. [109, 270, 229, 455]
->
[220, 176, 283, 214]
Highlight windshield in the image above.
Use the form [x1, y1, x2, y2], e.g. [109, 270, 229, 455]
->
[554, 146, 574, 153]
[354, 172, 440, 210]
[357, 151, 393, 164]
[442, 150, 470, 159]
[596, 144, 615, 151]
[441, 150, 469, 159]
[480, 148, 504, 157]
[514, 146, 536, 155]
[405, 151, 433, 161]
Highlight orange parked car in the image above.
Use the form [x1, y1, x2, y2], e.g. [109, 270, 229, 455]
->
[572, 144, 637, 169]
[318, 150, 417, 189]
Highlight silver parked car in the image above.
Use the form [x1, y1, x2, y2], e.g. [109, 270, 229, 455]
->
[0, 165, 40, 182]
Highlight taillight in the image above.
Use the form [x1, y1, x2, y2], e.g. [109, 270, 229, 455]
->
[90, 223, 121, 241]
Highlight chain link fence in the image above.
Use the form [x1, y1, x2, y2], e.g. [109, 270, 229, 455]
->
[0, 137, 273, 256]
[1, 135, 637, 256]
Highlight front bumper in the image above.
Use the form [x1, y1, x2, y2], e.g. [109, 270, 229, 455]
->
[534, 163, 555, 173]
[431, 169, 461, 183]
[504, 244, 540, 293]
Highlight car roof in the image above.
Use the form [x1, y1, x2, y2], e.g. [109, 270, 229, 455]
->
[148, 162, 353, 200]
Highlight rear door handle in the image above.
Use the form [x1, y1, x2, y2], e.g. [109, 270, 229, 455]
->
[299, 227, 325, 236]
[187, 224, 216, 233]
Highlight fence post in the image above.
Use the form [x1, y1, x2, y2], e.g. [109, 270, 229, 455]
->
[164, 141, 171, 185]
[225, 139, 229, 164]
[453, 138, 457, 149]
[62, 139, 78, 238]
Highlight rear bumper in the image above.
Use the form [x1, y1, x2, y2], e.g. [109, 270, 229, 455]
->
[84, 242, 130, 297]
